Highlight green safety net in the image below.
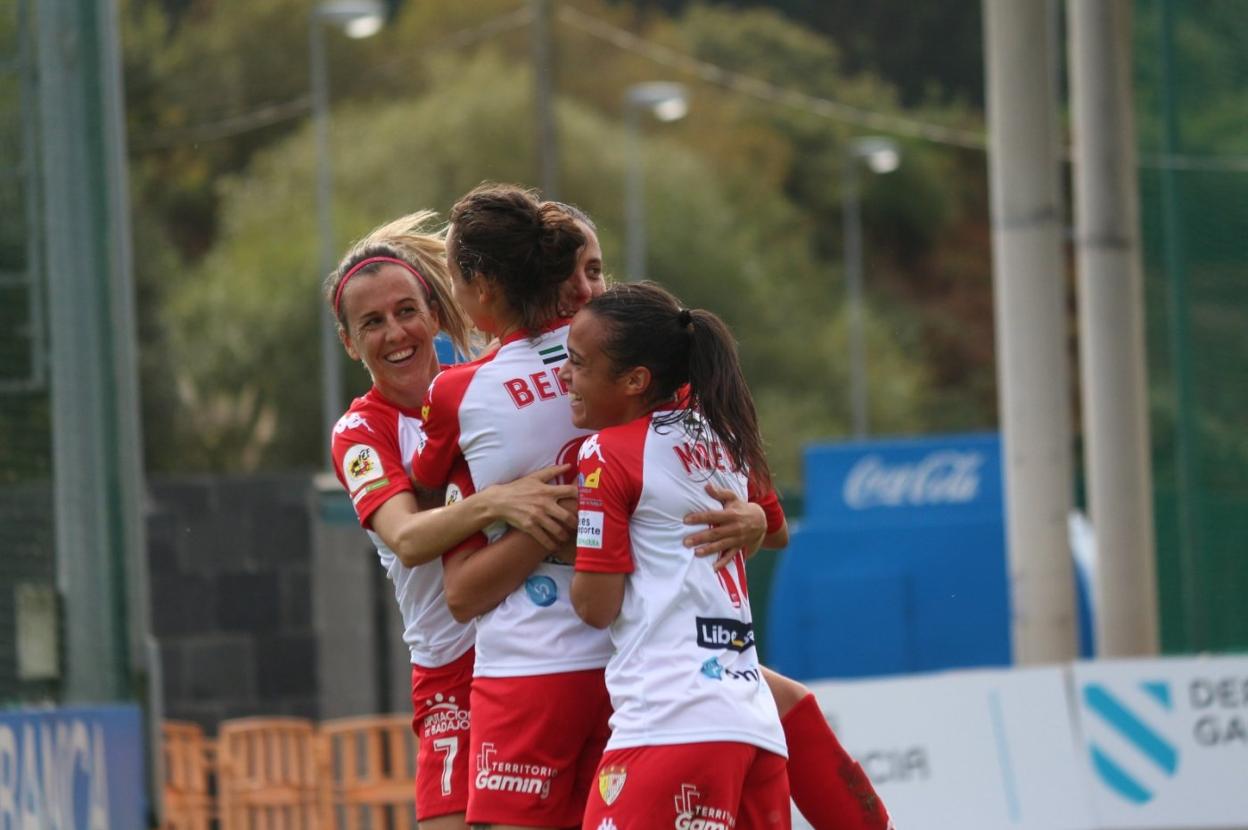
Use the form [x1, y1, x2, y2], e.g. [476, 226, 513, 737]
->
[1136, 0, 1248, 653]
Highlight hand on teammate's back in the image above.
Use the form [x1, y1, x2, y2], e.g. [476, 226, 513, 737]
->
[683, 484, 768, 570]
[486, 464, 578, 550]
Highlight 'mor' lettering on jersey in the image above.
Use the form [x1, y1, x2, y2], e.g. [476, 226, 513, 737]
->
[672, 440, 735, 476]
[503, 369, 569, 408]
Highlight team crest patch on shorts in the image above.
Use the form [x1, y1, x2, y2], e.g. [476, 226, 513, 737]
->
[598, 765, 627, 805]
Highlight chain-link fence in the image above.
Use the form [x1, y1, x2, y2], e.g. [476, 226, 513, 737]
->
[1137, 0, 1248, 653]
[0, 0, 59, 704]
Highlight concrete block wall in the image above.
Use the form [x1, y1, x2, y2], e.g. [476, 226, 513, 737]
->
[147, 473, 322, 730]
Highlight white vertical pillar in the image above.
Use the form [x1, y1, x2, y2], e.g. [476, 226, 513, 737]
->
[983, 0, 1078, 663]
[1068, 0, 1158, 656]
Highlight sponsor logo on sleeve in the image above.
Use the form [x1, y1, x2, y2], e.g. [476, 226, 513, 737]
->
[578, 510, 605, 549]
[696, 617, 755, 652]
[579, 467, 602, 489]
[446, 483, 462, 505]
[344, 444, 384, 490]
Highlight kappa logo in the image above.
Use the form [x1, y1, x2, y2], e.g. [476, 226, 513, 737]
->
[598, 765, 627, 805]
[1082, 681, 1179, 805]
[597, 819, 619, 830]
[420, 693, 470, 738]
[580, 434, 605, 464]
[335, 412, 374, 434]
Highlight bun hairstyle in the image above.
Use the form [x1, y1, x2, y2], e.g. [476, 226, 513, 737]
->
[324, 210, 475, 357]
[448, 183, 586, 332]
[585, 281, 772, 492]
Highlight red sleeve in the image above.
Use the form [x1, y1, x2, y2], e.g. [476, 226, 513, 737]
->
[575, 424, 645, 574]
[410, 364, 473, 489]
[331, 408, 411, 530]
[441, 456, 487, 563]
[747, 484, 787, 535]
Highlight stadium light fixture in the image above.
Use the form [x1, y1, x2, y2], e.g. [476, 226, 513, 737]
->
[624, 82, 690, 280]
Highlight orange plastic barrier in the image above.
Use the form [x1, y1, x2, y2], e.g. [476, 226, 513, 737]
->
[319, 715, 419, 830]
[162, 720, 215, 830]
[216, 717, 323, 830]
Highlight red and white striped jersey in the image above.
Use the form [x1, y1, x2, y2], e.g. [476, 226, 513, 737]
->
[331, 387, 475, 668]
[412, 322, 613, 677]
[574, 409, 788, 756]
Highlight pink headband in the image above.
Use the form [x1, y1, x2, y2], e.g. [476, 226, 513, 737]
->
[333, 256, 432, 318]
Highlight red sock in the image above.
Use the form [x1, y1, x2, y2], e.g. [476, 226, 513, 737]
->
[782, 693, 891, 830]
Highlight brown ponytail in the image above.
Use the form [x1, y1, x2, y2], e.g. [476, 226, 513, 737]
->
[584, 281, 772, 492]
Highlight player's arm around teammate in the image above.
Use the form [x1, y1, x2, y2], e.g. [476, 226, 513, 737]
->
[327, 213, 576, 830]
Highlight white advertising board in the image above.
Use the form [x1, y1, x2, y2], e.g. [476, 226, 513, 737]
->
[1071, 655, 1248, 829]
[802, 666, 1094, 830]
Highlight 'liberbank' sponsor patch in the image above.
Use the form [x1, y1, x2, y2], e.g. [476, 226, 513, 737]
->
[578, 511, 604, 548]
[696, 617, 755, 652]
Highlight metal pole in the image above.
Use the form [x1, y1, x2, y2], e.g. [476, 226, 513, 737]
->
[36, 0, 139, 701]
[983, 0, 1077, 664]
[842, 152, 868, 438]
[311, 14, 343, 468]
[624, 102, 644, 281]
[1068, 0, 1158, 656]
[532, 0, 559, 197]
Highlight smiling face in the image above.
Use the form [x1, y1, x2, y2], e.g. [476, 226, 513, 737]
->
[556, 220, 605, 317]
[559, 308, 651, 430]
[338, 263, 440, 408]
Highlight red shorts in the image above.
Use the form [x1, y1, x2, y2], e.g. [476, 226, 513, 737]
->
[467, 670, 613, 828]
[410, 648, 475, 820]
[582, 743, 790, 830]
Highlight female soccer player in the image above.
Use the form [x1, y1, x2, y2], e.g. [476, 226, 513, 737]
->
[554, 205, 890, 830]
[566, 281, 790, 829]
[410, 184, 617, 830]
[326, 211, 579, 830]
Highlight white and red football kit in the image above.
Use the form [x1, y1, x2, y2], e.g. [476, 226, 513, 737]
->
[411, 322, 613, 827]
[331, 386, 474, 820]
[575, 409, 791, 830]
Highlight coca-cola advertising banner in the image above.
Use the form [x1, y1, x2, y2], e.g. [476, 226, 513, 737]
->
[803, 432, 1002, 525]
[767, 433, 1010, 678]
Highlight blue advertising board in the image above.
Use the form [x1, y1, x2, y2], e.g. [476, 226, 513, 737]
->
[0, 705, 147, 829]
[767, 433, 1013, 678]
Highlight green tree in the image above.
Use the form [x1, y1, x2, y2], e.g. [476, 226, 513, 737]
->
[162, 49, 932, 484]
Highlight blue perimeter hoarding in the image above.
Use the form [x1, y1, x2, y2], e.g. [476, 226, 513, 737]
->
[767, 433, 1012, 679]
[0, 705, 147, 829]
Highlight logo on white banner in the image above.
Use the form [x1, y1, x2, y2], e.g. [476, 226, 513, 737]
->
[1082, 681, 1179, 805]
[842, 451, 983, 509]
